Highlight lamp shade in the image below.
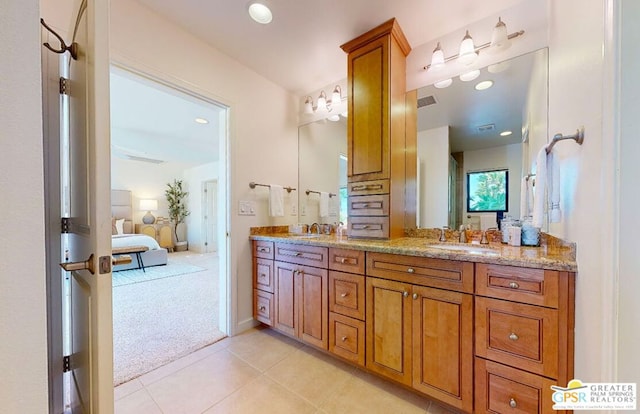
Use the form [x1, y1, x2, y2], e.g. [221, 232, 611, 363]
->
[489, 17, 510, 52]
[139, 199, 158, 211]
[428, 42, 445, 71]
[457, 30, 477, 65]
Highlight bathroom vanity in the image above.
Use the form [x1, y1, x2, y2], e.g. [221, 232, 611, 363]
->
[250, 230, 576, 413]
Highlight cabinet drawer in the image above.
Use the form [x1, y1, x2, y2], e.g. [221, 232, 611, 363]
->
[348, 194, 389, 216]
[275, 243, 328, 268]
[329, 248, 365, 274]
[253, 258, 274, 293]
[329, 312, 365, 367]
[475, 358, 556, 414]
[476, 297, 559, 378]
[253, 289, 274, 326]
[476, 263, 559, 308]
[347, 179, 389, 195]
[253, 240, 274, 260]
[367, 252, 474, 293]
[348, 216, 389, 239]
[329, 271, 365, 320]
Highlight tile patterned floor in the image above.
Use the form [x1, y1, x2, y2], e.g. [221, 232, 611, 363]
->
[115, 327, 457, 414]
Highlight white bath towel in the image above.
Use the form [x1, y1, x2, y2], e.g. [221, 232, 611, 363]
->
[548, 150, 561, 223]
[520, 176, 529, 219]
[319, 192, 330, 217]
[532, 145, 548, 228]
[269, 185, 284, 217]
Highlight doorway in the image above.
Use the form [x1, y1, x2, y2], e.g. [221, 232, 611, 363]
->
[109, 65, 230, 385]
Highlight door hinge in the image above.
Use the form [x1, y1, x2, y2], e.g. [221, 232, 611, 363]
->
[63, 355, 71, 372]
[59, 77, 69, 95]
[61, 217, 71, 233]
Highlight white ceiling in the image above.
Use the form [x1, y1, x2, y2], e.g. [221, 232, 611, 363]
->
[135, 0, 525, 95]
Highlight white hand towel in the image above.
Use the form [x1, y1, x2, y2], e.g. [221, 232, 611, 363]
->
[532, 146, 548, 228]
[269, 185, 284, 217]
[548, 150, 561, 223]
[319, 192, 330, 218]
[520, 176, 529, 219]
[527, 177, 535, 218]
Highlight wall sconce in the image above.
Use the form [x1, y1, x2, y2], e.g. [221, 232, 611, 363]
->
[140, 199, 158, 224]
[423, 17, 524, 86]
[304, 85, 342, 114]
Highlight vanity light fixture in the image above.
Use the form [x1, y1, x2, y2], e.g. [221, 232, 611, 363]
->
[194, 117, 209, 124]
[475, 80, 494, 90]
[423, 17, 524, 71]
[303, 85, 342, 115]
[248, 1, 272, 24]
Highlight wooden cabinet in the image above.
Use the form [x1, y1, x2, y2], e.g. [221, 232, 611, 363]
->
[272, 243, 329, 349]
[136, 223, 174, 250]
[474, 263, 575, 413]
[341, 19, 415, 239]
[252, 241, 275, 326]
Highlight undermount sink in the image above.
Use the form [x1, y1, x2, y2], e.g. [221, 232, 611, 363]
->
[427, 244, 500, 256]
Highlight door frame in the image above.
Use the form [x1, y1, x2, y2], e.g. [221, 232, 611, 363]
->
[109, 60, 232, 335]
[202, 179, 218, 253]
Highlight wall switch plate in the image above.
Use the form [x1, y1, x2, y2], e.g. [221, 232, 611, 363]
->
[300, 204, 307, 216]
[290, 204, 297, 215]
[238, 200, 255, 216]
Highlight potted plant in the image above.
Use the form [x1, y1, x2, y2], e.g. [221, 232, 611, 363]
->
[165, 179, 190, 251]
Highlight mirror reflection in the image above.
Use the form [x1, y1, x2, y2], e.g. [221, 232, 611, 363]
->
[297, 48, 548, 231]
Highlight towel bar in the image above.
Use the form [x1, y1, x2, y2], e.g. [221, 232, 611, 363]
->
[249, 182, 296, 193]
[546, 127, 584, 154]
[305, 189, 336, 197]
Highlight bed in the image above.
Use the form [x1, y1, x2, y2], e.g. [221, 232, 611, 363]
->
[111, 189, 168, 271]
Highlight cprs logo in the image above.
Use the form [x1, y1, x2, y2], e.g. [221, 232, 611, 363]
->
[551, 379, 637, 410]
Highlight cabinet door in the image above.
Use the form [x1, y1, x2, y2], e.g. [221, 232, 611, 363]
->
[412, 285, 473, 413]
[157, 225, 173, 249]
[348, 36, 389, 181]
[298, 265, 328, 349]
[140, 225, 155, 238]
[366, 277, 412, 386]
[274, 261, 296, 337]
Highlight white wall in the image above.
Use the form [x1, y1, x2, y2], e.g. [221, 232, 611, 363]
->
[0, 0, 49, 411]
[417, 126, 450, 228]
[463, 143, 523, 222]
[617, 0, 640, 384]
[183, 161, 219, 252]
[523, 48, 549, 176]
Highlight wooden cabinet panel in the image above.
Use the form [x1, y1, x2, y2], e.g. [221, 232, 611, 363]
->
[329, 312, 365, 366]
[347, 179, 389, 195]
[274, 261, 296, 337]
[348, 216, 389, 239]
[253, 257, 274, 293]
[476, 296, 559, 378]
[367, 251, 474, 293]
[329, 271, 365, 320]
[136, 223, 174, 250]
[253, 240, 274, 259]
[476, 263, 559, 308]
[366, 277, 412, 386]
[412, 285, 473, 413]
[475, 358, 556, 414]
[253, 289, 274, 326]
[275, 243, 328, 268]
[348, 194, 389, 217]
[329, 248, 365, 274]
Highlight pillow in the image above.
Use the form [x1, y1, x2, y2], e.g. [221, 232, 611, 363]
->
[112, 218, 118, 235]
[115, 218, 125, 235]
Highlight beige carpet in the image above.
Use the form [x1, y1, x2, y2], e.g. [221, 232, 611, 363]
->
[112, 252, 226, 385]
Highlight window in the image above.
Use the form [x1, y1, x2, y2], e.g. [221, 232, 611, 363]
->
[466, 169, 508, 212]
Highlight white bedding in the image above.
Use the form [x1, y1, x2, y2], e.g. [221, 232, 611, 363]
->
[112, 234, 160, 250]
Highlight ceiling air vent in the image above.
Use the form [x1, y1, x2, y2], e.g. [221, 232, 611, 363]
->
[477, 123, 496, 133]
[417, 95, 437, 108]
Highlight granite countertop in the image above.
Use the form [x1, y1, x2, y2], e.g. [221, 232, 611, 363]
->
[249, 229, 577, 272]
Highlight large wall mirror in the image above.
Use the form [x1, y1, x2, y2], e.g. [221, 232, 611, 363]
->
[297, 48, 548, 231]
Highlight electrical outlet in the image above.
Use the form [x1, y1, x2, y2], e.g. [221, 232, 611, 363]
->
[291, 204, 297, 215]
[300, 204, 307, 216]
[238, 200, 255, 216]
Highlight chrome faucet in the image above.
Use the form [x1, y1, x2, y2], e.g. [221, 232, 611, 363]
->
[439, 226, 450, 242]
[481, 227, 498, 244]
[309, 223, 320, 234]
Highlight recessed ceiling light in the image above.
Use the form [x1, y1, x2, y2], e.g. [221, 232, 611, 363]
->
[195, 117, 209, 124]
[248, 2, 272, 24]
[475, 80, 494, 91]
[500, 130, 513, 136]
[434, 78, 452, 89]
[459, 70, 480, 82]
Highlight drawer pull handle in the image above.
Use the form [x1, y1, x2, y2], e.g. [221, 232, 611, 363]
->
[509, 282, 520, 289]
[412, 293, 419, 300]
[403, 291, 409, 298]
[361, 225, 369, 229]
[509, 398, 517, 408]
[341, 336, 347, 342]
[340, 292, 349, 298]
[407, 268, 415, 273]
[259, 306, 266, 312]
[295, 252, 303, 257]
[339, 257, 346, 264]
[258, 247, 268, 252]
[509, 333, 519, 341]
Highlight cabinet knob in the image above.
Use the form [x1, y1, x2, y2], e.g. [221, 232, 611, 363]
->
[407, 268, 415, 273]
[509, 398, 517, 408]
[340, 292, 349, 298]
[509, 281, 520, 289]
[341, 336, 347, 342]
[412, 293, 419, 300]
[340, 257, 346, 264]
[403, 291, 409, 298]
[259, 273, 266, 279]
[295, 252, 303, 257]
[509, 333, 519, 341]
[259, 306, 266, 312]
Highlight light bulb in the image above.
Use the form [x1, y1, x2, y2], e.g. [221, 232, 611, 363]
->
[248, 2, 272, 24]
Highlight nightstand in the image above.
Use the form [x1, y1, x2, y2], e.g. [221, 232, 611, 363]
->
[135, 223, 174, 252]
